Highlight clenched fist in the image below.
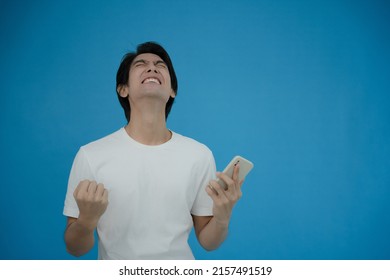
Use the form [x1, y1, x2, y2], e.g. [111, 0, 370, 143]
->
[73, 180, 109, 230]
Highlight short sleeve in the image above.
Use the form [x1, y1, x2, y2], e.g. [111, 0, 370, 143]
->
[191, 151, 216, 216]
[63, 147, 95, 218]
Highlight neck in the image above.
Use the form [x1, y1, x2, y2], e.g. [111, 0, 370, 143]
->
[125, 102, 171, 145]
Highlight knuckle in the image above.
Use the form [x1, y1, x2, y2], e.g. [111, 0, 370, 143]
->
[73, 189, 83, 199]
[80, 179, 90, 188]
[79, 179, 88, 185]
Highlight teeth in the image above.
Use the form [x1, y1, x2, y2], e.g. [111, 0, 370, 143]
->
[144, 78, 160, 84]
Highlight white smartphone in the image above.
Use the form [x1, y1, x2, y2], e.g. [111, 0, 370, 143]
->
[216, 155, 254, 190]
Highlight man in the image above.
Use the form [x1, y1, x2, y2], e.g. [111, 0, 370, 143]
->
[63, 42, 243, 259]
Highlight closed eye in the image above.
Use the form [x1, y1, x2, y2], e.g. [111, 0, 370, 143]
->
[132, 59, 146, 67]
[155, 60, 167, 68]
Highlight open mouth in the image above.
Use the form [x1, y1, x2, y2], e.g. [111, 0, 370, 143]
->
[142, 77, 161, 84]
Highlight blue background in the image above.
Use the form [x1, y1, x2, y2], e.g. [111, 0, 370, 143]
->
[1, 0, 389, 259]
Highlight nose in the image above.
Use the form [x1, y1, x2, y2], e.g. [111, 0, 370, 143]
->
[147, 65, 159, 73]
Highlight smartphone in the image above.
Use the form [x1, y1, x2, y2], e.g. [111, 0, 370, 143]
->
[216, 155, 254, 190]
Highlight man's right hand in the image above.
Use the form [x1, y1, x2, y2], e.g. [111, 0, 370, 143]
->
[73, 180, 109, 230]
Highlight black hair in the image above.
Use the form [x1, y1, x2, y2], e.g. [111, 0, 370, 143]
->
[116, 42, 178, 122]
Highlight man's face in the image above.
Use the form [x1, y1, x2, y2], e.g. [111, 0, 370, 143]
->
[126, 53, 175, 104]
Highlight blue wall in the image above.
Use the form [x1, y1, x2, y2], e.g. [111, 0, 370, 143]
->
[1, 0, 389, 259]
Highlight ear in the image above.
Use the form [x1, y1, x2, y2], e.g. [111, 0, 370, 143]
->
[117, 84, 129, 98]
[170, 90, 176, 99]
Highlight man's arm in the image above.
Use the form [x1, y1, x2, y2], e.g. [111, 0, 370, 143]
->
[193, 165, 243, 251]
[65, 217, 95, 257]
[192, 215, 228, 251]
[64, 180, 108, 257]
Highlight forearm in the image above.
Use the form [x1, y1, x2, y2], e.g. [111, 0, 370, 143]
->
[64, 219, 95, 257]
[198, 217, 229, 251]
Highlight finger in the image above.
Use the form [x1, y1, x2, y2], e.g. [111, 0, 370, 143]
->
[102, 188, 109, 204]
[205, 183, 218, 199]
[87, 181, 98, 199]
[232, 164, 240, 183]
[207, 180, 218, 195]
[95, 183, 105, 199]
[89, 181, 98, 192]
[73, 180, 89, 198]
[212, 181, 229, 199]
[215, 177, 228, 191]
[206, 183, 229, 206]
[217, 172, 235, 191]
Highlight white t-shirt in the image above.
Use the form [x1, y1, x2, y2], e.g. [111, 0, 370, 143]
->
[63, 128, 215, 259]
